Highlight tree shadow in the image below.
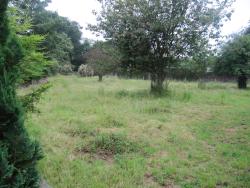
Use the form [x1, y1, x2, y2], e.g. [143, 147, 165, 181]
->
[115, 88, 171, 99]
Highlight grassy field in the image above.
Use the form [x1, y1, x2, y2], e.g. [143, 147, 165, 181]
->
[22, 75, 250, 188]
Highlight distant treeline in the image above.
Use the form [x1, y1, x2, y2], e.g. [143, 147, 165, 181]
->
[9, 0, 91, 84]
[10, 0, 250, 89]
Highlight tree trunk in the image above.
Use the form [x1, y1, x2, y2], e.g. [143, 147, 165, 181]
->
[150, 73, 165, 94]
[98, 74, 103, 82]
[238, 73, 247, 89]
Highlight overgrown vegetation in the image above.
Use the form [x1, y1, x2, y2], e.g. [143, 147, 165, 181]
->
[81, 132, 143, 156]
[1, 0, 250, 187]
[25, 76, 250, 188]
[215, 33, 250, 89]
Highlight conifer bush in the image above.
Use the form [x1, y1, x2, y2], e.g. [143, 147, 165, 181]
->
[0, 1, 42, 187]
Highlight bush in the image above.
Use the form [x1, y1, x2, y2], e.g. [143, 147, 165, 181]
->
[59, 64, 73, 75]
[78, 64, 94, 77]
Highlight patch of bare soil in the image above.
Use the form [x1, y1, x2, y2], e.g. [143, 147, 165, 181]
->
[75, 147, 114, 165]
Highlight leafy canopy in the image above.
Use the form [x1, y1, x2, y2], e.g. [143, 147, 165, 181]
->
[215, 34, 250, 76]
[90, 0, 234, 91]
[13, 0, 84, 67]
[85, 42, 120, 80]
[8, 6, 56, 83]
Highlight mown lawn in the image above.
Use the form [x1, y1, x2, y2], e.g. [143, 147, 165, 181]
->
[22, 75, 250, 188]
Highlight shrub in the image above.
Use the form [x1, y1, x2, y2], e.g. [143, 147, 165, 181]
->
[116, 90, 130, 98]
[59, 64, 73, 75]
[78, 64, 94, 77]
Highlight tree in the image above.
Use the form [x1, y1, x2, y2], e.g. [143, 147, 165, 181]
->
[44, 32, 73, 65]
[8, 6, 57, 83]
[10, 0, 51, 15]
[244, 21, 250, 35]
[85, 42, 120, 81]
[215, 35, 250, 89]
[0, 0, 42, 187]
[13, 0, 85, 68]
[167, 47, 216, 81]
[32, 10, 83, 66]
[72, 40, 91, 69]
[90, 0, 233, 93]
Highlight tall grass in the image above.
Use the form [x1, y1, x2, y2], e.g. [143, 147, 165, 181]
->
[24, 75, 250, 188]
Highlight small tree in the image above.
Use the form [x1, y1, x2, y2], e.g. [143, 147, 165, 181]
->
[8, 6, 56, 83]
[215, 35, 250, 89]
[0, 1, 42, 187]
[84, 42, 120, 81]
[90, 0, 233, 93]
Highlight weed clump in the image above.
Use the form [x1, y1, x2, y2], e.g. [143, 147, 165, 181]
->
[82, 133, 142, 155]
[142, 107, 170, 114]
[181, 91, 192, 102]
[198, 81, 206, 89]
[116, 90, 130, 98]
[67, 127, 97, 138]
[100, 115, 125, 128]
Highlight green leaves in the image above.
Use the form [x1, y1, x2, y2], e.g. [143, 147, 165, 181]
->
[91, 0, 233, 91]
[216, 35, 250, 76]
[84, 41, 120, 80]
[44, 32, 73, 65]
[8, 6, 57, 83]
[32, 10, 82, 66]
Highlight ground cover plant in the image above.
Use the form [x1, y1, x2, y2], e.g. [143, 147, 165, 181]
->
[22, 75, 250, 188]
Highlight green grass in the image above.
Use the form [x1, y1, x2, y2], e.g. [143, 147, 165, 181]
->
[22, 75, 250, 188]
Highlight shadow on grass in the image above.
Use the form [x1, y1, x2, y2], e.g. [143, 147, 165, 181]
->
[114, 88, 193, 104]
[115, 89, 172, 99]
[198, 82, 239, 90]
